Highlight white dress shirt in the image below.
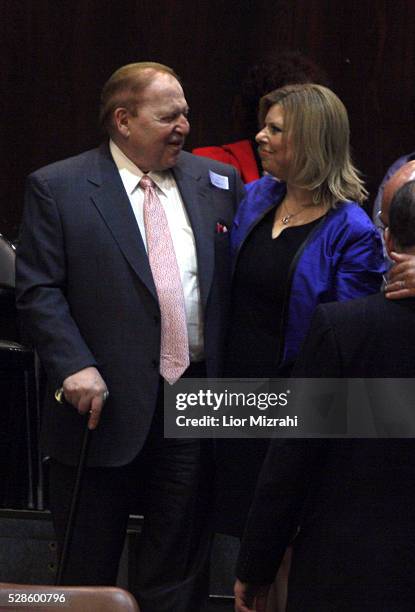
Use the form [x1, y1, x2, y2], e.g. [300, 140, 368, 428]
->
[109, 140, 204, 361]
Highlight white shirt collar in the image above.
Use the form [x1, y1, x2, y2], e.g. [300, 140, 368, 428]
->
[109, 139, 172, 196]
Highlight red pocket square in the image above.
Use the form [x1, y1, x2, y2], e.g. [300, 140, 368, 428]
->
[216, 222, 229, 234]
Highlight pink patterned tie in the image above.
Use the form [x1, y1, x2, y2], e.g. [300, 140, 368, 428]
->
[140, 175, 190, 384]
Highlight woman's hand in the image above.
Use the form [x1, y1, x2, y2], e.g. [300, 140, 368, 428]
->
[385, 252, 415, 299]
[234, 579, 270, 612]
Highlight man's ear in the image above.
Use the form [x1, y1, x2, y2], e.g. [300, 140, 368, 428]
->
[384, 227, 394, 256]
[113, 107, 130, 138]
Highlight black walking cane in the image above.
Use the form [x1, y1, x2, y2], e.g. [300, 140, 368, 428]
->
[54, 389, 92, 586]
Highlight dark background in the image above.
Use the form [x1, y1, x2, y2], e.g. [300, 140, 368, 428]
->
[2, 0, 415, 240]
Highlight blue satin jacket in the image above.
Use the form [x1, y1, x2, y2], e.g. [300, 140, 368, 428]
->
[231, 176, 386, 369]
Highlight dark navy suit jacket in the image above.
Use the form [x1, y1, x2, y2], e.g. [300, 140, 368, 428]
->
[237, 294, 415, 610]
[16, 144, 244, 467]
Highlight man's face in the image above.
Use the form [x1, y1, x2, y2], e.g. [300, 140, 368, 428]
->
[120, 72, 190, 172]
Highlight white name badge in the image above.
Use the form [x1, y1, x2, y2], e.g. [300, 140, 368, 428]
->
[209, 170, 229, 190]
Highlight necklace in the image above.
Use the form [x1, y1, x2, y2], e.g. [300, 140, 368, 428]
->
[280, 203, 308, 225]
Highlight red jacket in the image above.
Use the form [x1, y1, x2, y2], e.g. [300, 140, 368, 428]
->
[193, 139, 260, 184]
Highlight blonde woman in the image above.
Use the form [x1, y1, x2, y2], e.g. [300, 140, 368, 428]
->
[216, 85, 385, 539]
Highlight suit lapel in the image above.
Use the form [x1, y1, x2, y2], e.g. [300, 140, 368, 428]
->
[88, 145, 158, 301]
[86, 147, 217, 308]
[172, 156, 214, 310]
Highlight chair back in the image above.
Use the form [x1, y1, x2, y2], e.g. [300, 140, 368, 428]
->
[0, 234, 15, 289]
[0, 235, 17, 340]
[0, 583, 140, 611]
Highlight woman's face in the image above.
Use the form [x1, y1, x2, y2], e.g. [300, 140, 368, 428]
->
[256, 104, 293, 180]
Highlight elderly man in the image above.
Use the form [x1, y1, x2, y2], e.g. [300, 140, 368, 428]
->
[16, 62, 244, 612]
[234, 179, 415, 611]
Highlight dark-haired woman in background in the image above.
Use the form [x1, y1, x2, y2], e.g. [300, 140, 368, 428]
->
[193, 51, 329, 183]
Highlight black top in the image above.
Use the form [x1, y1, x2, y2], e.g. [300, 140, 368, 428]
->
[225, 206, 320, 378]
[215, 208, 322, 537]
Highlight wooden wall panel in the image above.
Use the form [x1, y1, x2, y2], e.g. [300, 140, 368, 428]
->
[1, 0, 415, 238]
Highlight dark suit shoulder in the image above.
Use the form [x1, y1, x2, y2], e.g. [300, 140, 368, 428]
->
[317, 292, 385, 324]
[319, 292, 415, 328]
[317, 293, 415, 376]
[29, 147, 101, 181]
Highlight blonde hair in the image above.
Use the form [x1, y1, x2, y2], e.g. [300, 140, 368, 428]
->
[258, 84, 367, 207]
[99, 62, 179, 133]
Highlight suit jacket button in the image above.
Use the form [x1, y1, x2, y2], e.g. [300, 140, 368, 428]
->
[151, 359, 159, 369]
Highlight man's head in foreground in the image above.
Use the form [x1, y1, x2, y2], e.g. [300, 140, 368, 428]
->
[386, 180, 415, 256]
[100, 62, 190, 172]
